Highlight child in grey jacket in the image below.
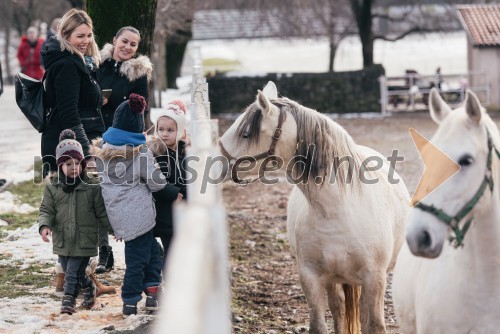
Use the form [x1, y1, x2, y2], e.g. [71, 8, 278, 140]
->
[91, 94, 170, 316]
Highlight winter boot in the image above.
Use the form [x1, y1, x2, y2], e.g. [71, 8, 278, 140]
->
[61, 295, 76, 315]
[145, 286, 160, 312]
[55, 263, 65, 293]
[89, 273, 116, 297]
[122, 303, 138, 317]
[95, 246, 114, 274]
[80, 283, 96, 309]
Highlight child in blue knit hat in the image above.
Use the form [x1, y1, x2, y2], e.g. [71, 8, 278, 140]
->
[91, 93, 174, 316]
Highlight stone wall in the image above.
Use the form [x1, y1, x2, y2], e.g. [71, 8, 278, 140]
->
[207, 65, 384, 114]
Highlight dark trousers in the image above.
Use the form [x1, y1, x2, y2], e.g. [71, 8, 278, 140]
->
[159, 232, 173, 265]
[122, 230, 162, 305]
[58, 256, 91, 297]
[98, 223, 110, 247]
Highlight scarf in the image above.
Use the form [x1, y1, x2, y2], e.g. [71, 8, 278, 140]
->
[60, 172, 83, 193]
[84, 55, 96, 72]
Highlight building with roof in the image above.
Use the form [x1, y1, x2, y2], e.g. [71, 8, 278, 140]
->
[457, 4, 500, 109]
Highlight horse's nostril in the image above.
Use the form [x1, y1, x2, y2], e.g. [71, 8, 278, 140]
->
[418, 230, 432, 249]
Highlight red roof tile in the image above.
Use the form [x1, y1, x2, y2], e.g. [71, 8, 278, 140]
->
[457, 4, 500, 47]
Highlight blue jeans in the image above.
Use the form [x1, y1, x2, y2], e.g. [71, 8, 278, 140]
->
[59, 256, 91, 297]
[122, 230, 162, 305]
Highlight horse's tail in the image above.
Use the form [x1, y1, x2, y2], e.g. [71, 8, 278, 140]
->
[342, 283, 361, 334]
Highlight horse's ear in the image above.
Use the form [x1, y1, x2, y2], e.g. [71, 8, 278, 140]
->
[262, 81, 278, 100]
[257, 90, 272, 115]
[429, 88, 451, 124]
[464, 89, 482, 124]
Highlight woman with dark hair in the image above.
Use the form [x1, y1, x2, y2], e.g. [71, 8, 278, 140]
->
[97, 26, 152, 129]
[94, 26, 152, 274]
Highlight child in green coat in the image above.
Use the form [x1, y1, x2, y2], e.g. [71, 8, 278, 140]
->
[38, 129, 110, 315]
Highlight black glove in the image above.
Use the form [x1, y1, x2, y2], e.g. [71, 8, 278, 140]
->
[70, 124, 91, 157]
[153, 184, 181, 203]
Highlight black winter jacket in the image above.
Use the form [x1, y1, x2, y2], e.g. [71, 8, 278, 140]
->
[96, 44, 152, 129]
[147, 138, 187, 237]
[40, 37, 104, 174]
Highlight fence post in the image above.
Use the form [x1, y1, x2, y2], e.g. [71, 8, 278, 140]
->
[379, 75, 388, 116]
[156, 53, 231, 334]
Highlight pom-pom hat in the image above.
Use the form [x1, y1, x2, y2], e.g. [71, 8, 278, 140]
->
[154, 100, 186, 142]
[102, 93, 147, 146]
[56, 129, 86, 169]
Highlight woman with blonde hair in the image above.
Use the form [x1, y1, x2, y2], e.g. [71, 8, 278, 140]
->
[40, 8, 104, 176]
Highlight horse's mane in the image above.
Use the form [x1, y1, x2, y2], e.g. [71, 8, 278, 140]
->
[482, 112, 500, 150]
[236, 97, 363, 191]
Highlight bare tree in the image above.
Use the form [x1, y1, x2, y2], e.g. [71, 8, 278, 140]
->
[0, 0, 70, 82]
[273, 0, 354, 72]
[155, 0, 194, 89]
[350, 0, 473, 68]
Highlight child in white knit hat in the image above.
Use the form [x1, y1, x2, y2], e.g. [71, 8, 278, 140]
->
[147, 100, 188, 264]
[38, 129, 110, 315]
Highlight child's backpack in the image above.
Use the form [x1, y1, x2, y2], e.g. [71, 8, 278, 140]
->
[14, 72, 53, 133]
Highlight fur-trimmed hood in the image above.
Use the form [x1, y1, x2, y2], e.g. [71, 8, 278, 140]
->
[90, 138, 147, 161]
[44, 171, 98, 187]
[146, 136, 168, 157]
[99, 43, 152, 82]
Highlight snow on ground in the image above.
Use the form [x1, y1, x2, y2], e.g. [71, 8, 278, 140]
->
[0, 223, 157, 334]
[0, 86, 41, 185]
[183, 31, 467, 77]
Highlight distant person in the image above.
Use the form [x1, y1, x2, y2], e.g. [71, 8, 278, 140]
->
[17, 26, 45, 80]
[38, 129, 110, 315]
[41, 18, 60, 67]
[40, 8, 104, 177]
[435, 67, 443, 90]
[93, 26, 152, 273]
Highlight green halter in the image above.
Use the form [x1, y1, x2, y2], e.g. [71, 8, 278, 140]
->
[415, 128, 500, 248]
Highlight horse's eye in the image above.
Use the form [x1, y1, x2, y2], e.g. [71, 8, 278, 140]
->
[458, 154, 474, 167]
[242, 131, 249, 139]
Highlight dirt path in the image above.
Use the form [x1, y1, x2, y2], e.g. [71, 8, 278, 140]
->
[221, 112, 500, 334]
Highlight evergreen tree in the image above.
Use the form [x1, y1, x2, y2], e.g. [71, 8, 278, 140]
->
[86, 0, 158, 56]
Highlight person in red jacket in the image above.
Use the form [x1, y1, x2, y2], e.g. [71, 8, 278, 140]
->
[17, 26, 45, 80]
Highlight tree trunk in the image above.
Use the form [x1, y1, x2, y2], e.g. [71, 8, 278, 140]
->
[351, 0, 374, 68]
[166, 32, 191, 89]
[328, 41, 337, 72]
[3, 25, 12, 84]
[86, 0, 158, 57]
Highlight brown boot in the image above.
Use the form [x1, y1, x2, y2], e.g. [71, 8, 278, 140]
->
[89, 273, 116, 297]
[55, 263, 64, 293]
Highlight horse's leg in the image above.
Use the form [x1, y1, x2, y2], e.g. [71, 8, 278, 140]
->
[327, 283, 345, 334]
[299, 267, 328, 334]
[359, 272, 386, 334]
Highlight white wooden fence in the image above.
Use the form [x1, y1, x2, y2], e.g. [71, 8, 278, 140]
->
[155, 52, 231, 334]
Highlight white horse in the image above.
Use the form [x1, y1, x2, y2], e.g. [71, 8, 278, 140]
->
[392, 88, 500, 333]
[219, 82, 410, 334]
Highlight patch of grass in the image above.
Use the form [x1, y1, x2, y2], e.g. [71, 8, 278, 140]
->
[6, 179, 44, 208]
[0, 257, 52, 298]
[0, 212, 39, 231]
[0, 160, 44, 232]
[203, 58, 241, 76]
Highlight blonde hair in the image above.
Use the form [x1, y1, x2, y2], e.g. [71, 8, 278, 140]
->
[56, 8, 101, 65]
